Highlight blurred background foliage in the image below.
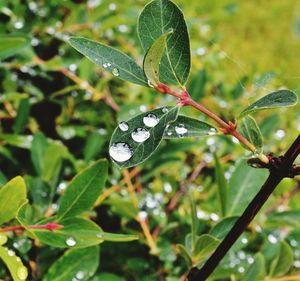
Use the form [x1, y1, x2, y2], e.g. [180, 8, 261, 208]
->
[0, 0, 300, 280]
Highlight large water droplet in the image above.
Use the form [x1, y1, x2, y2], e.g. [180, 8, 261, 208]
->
[175, 124, 187, 135]
[131, 128, 150, 143]
[119, 121, 129, 132]
[109, 143, 132, 162]
[17, 266, 28, 280]
[208, 128, 217, 135]
[112, 68, 119, 76]
[76, 271, 85, 280]
[143, 114, 159, 127]
[66, 237, 77, 247]
[162, 107, 168, 113]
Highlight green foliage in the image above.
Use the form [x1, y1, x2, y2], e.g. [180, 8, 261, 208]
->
[0, 34, 30, 60]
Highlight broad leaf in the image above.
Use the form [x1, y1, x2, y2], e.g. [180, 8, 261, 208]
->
[270, 241, 294, 277]
[238, 116, 263, 153]
[138, 0, 191, 85]
[0, 176, 27, 225]
[163, 115, 217, 139]
[192, 234, 220, 262]
[0, 245, 28, 281]
[57, 159, 108, 220]
[109, 106, 179, 168]
[68, 37, 148, 86]
[209, 217, 238, 240]
[244, 253, 265, 281]
[226, 160, 268, 216]
[239, 90, 298, 117]
[0, 34, 30, 60]
[143, 30, 173, 85]
[43, 246, 99, 281]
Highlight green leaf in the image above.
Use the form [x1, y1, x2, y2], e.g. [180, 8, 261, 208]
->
[189, 195, 198, 251]
[83, 132, 106, 162]
[176, 244, 192, 268]
[0, 246, 28, 281]
[0, 176, 27, 225]
[98, 232, 138, 242]
[68, 37, 148, 86]
[238, 116, 263, 153]
[0, 34, 30, 60]
[90, 273, 125, 281]
[188, 69, 207, 101]
[267, 210, 300, 228]
[109, 106, 179, 168]
[163, 115, 217, 139]
[57, 159, 108, 220]
[226, 160, 268, 216]
[138, 0, 191, 85]
[214, 153, 227, 217]
[43, 246, 99, 281]
[209, 217, 238, 240]
[192, 234, 220, 263]
[244, 253, 265, 281]
[239, 90, 298, 118]
[270, 241, 294, 277]
[31, 132, 48, 176]
[13, 98, 30, 134]
[143, 29, 173, 85]
[106, 197, 138, 219]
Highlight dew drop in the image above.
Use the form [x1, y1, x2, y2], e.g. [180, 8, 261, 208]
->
[167, 131, 172, 136]
[208, 128, 217, 135]
[143, 114, 159, 127]
[175, 124, 187, 135]
[131, 128, 150, 143]
[268, 234, 278, 244]
[118, 121, 129, 132]
[112, 68, 119, 76]
[109, 142, 132, 162]
[16, 257, 21, 262]
[76, 271, 85, 280]
[162, 107, 168, 113]
[97, 233, 103, 238]
[138, 211, 148, 220]
[17, 266, 28, 280]
[66, 237, 77, 247]
[103, 63, 108, 68]
[7, 249, 15, 256]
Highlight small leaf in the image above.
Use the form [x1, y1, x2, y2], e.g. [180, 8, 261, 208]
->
[192, 234, 220, 262]
[31, 132, 48, 176]
[238, 116, 263, 153]
[13, 98, 30, 134]
[226, 160, 268, 216]
[138, 0, 191, 85]
[143, 30, 173, 85]
[98, 232, 138, 242]
[270, 241, 294, 277]
[43, 246, 99, 281]
[68, 37, 148, 86]
[0, 176, 27, 225]
[83, 132, 106, 162]
[0, 245, 28, 281]
[188, 69, 207, 101]
[163, 115, 217, 139]
[267, 210, 300, 228]
[244, 253, 265, 281]
[0, 34, 30, 60]
[209, 217, 238, 240]
[176, 244, 192, 268]
[239, 90, 298, 118]
[109, 106, 179, 168]
[57, 159, 108, 220]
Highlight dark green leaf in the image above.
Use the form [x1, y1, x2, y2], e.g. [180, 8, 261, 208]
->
[0, 176, 27, 225]
[68, 37, 148, 86]
[0, 34, 30, 60]
[109, 106, 179, 168]
[138, 0, 191, 85]
[188, 69, 207, 101]
[176, 244, 192, 268]
[143, 30, 173, 85]
[239, 90, 298, 118]
[244, 253, 265, 281]
[163, 115, 217, 139]
[226, 160, 268, 216]
[0, 245, 28, 281]
[90, 273, 125, 281]
[57, 159, 108, 220]
[209, 217, 238, 240]
[13, 98, 30, 134]
[31, 133, 48, 176]
[238, 116, 263, 153]
[192, 234, 220, 262]
[270, 241, 294, 277]
[43, 246, 99, 281]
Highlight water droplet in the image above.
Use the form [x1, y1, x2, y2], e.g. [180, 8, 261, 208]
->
[66, 237, 77, 247]
[139, 105, 147, 112]
[275, 129, 285, 140]
[7, 249, 15, 256]
[119, 121, 129, 132]
[109, 142, 132, 162]
[14, 21, 24, 29]
[17, 266, 28, 280]
[131, 128, 150, 143]
[175, 124, 187, 135]
[97, 233, 103, 238]
[112, 68, 119, 76]
[241, 238, 248, 244]
[138, 211, 148, 220]
[247, 256, 254, 264]
[238, 266, 245, 273]
[16, 257, 21, 262]
[103, 63, 108, 68]
[143, 114, 159, 127]
[108, 3, 117, 11]
[167, 131, 172, 136]
[162, 107, 168, 113]
[76, 271, 85, 280]
[268, 234, 278, 244]
[208, 128, 217, 135]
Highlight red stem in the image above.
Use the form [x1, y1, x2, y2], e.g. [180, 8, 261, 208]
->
[0, 222, 64, 233]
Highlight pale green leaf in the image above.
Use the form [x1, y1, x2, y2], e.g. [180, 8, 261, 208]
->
[68, 37, 148, 86]
[244, 253, 265, 281]
[176, 244, 192, 268]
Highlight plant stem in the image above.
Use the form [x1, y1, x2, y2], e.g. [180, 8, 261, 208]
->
[0, 222, 64, 233]
[187, 134, 300, 281]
